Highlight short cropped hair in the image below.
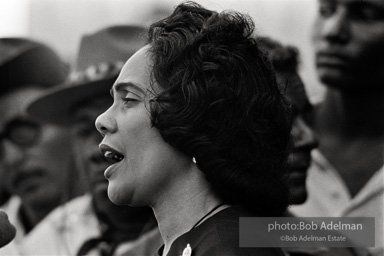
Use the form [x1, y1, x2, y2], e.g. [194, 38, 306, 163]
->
[147, 1, 292, 216]
[257, 36, 313, 124]
[257, 36, 300, 74]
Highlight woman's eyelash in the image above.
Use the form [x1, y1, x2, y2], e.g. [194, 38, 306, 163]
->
[123, 97, 138, 102]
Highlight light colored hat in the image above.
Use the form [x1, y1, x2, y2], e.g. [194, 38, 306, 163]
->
[28, 25, 147, 124]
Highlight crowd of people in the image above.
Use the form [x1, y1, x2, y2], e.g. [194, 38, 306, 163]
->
[0, 1, 382, 256]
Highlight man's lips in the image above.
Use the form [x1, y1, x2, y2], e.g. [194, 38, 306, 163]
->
[89, 170, 109, 184]
[12, 168, 45, 192]
[289, 169, 307, 186]
[99, 144, 124, 164]
[290, 165, 310, 173]
[316, 52, 351, 68]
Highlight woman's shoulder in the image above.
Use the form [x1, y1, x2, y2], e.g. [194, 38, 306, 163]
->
[166, 206, 285, 256]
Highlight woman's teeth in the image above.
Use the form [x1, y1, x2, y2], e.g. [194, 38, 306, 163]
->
[104, 150, 124, 163]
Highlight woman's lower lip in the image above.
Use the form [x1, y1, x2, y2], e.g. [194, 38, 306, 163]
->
[104, 165, 116, 179]
[104, 160, 124, 179]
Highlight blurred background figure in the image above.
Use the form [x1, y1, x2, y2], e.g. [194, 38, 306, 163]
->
[290, 0, 384, 255]
[0, 210, 16, 248]
[23, 25, 162, 256]
[0, 38, 85, 254]
[258, 36, 317, 206]
[259, 36, 366, 256]
[0, 164, 11, 206]
[0, 0, 322, 103]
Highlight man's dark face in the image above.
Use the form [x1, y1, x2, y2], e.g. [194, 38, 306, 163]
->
[277, 72, 317, 205]
[312, 0, 384, 91]
[0, 88, 74, 208]
[71, 96, 112, 200]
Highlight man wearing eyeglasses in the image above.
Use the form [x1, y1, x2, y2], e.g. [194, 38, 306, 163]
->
[0, 38, 86, 254]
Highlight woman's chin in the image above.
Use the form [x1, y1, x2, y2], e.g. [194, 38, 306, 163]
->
[107, 185, 135, 206]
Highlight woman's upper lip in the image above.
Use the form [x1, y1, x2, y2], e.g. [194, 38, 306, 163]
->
[99, 144, 122, 155]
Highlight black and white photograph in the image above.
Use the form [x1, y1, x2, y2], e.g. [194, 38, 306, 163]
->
[0, 0, 383, 255]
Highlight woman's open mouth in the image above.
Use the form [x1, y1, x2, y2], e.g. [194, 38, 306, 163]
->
[99, 144, 124, 164]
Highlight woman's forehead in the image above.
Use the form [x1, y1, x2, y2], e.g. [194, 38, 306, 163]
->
[114, 45, 153, 92]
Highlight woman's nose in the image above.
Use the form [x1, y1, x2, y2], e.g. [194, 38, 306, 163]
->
[95, 109, 117, 136]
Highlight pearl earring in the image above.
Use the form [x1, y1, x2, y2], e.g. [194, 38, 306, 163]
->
[192, 157, 196, 164]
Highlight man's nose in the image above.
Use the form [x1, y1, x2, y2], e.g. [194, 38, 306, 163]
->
[321, 8, 350, 44]
[292, 118, 318, 150]
[0, 140, 25, 166]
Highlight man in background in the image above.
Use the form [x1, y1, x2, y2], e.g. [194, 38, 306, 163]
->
[258, 36, 318, 206]
[0, 38, 85, 254]
[290, 0, 383, 255]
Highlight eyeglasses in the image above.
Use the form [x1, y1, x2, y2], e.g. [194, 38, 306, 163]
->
[0, 118, 42, 147]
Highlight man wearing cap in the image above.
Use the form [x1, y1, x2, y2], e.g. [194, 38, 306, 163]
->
[21, 25, 162, 256]
[0, 38, 85, 254]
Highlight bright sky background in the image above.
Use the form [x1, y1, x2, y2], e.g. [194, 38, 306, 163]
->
[0, 0, 324, 103]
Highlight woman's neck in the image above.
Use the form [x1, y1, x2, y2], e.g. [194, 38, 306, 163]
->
[152, 166, 224, 256]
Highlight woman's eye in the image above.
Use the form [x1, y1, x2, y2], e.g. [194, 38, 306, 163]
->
[123, 97, 138, 103]
[122, 92, 140, 106]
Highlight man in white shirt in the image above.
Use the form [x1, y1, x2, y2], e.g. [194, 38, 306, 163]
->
[290, 0, 384, 255]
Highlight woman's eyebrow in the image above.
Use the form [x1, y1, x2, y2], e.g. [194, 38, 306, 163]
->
[110, 82, 146, 97]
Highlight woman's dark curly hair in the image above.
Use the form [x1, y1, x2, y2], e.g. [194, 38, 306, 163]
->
[147, 1, 292, 217]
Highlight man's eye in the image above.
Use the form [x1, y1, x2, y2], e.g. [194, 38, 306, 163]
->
[351, 8, 384, 22]
[8, 124, 41, 146]
[74, 127, 91, 138]
[319, 2, 336, 18]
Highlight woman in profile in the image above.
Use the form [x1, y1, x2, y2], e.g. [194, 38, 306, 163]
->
[96, 2, 291, 255]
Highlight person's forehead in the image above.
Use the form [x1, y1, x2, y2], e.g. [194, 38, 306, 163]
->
[0, 87, 44, 126]
[278, 72, 308, 110]
[325, 0, 384, 8]
[113, 45, 152, 94]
